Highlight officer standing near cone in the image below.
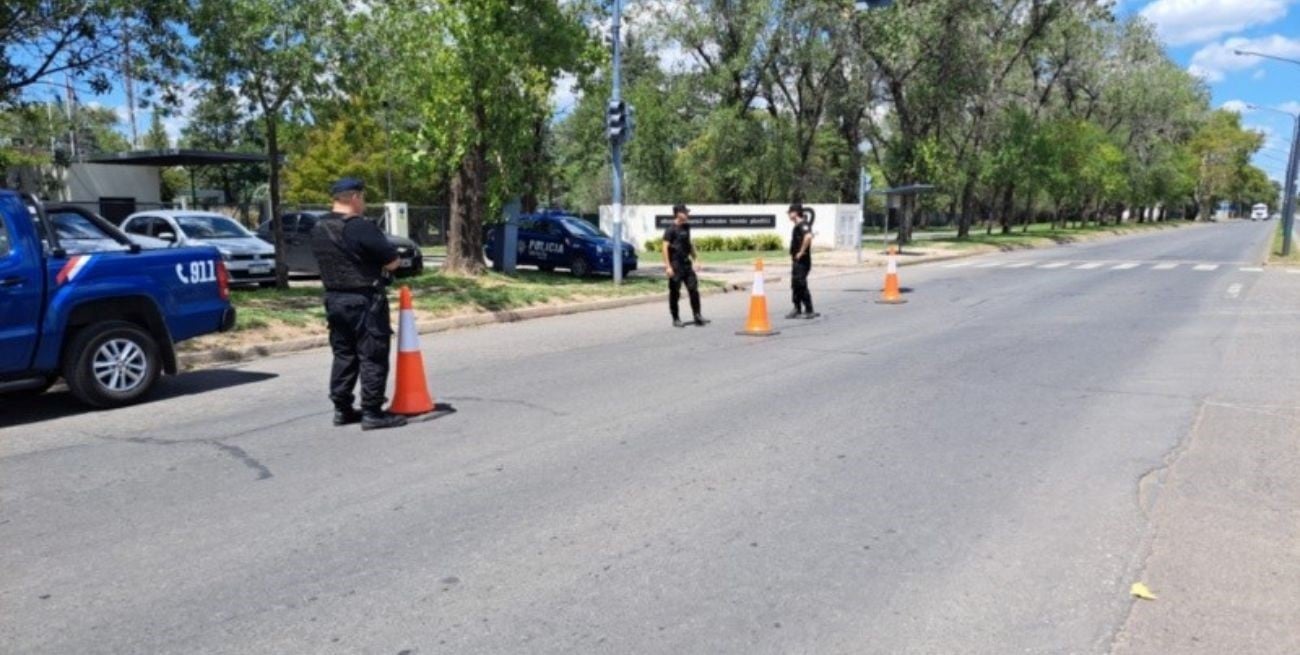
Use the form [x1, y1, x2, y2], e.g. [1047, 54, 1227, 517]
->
[662, 204, 710, 328]
[787, 204, 818, 319]
[310, 177, 407, 430]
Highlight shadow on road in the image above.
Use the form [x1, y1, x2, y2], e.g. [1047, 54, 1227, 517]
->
[0, 369, 279, 429]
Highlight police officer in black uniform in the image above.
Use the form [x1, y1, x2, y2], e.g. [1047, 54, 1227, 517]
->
[661, 204, 710, 328]
[787, 203, 819, 319]
[310, 178, 407, 430]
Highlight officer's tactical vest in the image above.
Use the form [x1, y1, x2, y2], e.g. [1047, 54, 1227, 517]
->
[310, 214, 381, 291]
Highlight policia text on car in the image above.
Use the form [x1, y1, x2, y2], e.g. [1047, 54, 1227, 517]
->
[309, 178, 408, 431]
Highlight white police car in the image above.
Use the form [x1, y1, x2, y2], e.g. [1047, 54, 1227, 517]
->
[486, 211, 637, 277]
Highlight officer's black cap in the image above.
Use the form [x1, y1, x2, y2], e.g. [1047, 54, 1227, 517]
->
[672, 204, 690, 215]
[788, 203, 804, 214]
[330, 177, 366, 197]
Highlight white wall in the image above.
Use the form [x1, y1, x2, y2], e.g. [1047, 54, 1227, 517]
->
[62, 163, 161, 204]
[600, 204, 861, 250]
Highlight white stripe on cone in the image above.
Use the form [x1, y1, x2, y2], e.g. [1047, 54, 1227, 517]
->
[887, 255, 897, 275]
[398, 308, 420, 352]
[752, 271, 765, 296]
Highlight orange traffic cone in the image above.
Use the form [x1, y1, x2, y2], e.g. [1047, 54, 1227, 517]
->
[388, 286, 435, 415]
[876, 245, 908, 305]
[736, 259, 780, 336]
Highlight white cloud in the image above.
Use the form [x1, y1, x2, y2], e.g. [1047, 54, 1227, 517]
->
[1253, 68, 1267, 79]
[1280, 101, 1300, 114]
[1142, 0, 1294, 46]
[1188, 34, 1300, 81]
[1220, 99, 1250, 113]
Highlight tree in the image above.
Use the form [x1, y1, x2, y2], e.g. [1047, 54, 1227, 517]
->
[1, 0, 187, 106]
[367, 0, 593, 275]
[188, 0, 346, 287]
[178, 85, 267, 208]
[142, 111, 169, 150]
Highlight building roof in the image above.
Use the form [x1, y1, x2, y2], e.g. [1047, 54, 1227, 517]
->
[86, 149, 275, 167]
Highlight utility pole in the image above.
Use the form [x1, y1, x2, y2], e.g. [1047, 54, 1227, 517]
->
[608, 0, 630, 285]
[123, 27, 139, 148]
[1248, 104, 1299, 255]
[1281, 113, 1299, 255]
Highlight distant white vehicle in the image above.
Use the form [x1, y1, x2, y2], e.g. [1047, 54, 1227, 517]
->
[1250, 203, 1269, 220]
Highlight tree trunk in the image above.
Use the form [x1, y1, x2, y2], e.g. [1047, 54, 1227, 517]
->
[957, 176, 977, 239]
[446, 139, 488, 275]
[999, 184, 1015, 235]
[266, 115, 288, 289]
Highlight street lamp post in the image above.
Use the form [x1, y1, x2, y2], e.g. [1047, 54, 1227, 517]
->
[1247, 104, 1300, 256]
[1237, 51, 1300, 255]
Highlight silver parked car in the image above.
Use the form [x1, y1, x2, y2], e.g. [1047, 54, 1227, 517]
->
[122, 210, 279, 287]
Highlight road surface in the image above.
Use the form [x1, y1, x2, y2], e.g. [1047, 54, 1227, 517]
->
[3, 220, 1296, 654]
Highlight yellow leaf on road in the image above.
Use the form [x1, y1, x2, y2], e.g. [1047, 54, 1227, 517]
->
[1130, 582, 1158, 600]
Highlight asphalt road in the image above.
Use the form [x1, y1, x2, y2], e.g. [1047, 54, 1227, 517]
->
[2, 220, 1295, 654]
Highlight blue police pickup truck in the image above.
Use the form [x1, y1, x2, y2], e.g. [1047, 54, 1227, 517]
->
[485, 211, 637, 277]
[0, 191, 236, 408]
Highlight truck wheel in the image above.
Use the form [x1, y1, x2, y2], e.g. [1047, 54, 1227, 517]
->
[63, 321, 162, 408]
[538, 264, 556, 273]
[569, 256, 590, 278]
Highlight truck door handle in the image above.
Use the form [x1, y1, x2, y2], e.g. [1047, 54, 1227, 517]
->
[1, 276, 24, 287]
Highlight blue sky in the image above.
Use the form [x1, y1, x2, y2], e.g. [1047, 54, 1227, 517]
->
[25, 1, 1300, 185]
[1124, 0, 1300, 184]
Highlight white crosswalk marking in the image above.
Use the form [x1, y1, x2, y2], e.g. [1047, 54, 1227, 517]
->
[1004, 262, 1035, 268]
[943, 261, 975, 268]
[1193, 264, 1219, 271]
[1239, 267, 1264, 273]
[1152, 262, 1178, 270]
[1112, 263, 1140, 270]
[1038, 262, 1070, 269]
[1288, 269, 1300, 275]
[975, 261, 1004, 268]
[1075, 262, 1105, 269]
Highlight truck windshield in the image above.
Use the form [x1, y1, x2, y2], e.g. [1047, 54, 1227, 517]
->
[178, 216, 250, 239]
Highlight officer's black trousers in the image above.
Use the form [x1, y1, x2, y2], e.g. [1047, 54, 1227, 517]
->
[791, 260, 813, 313]
[668, 266, 701, 320]
[325, 290, 392, 411]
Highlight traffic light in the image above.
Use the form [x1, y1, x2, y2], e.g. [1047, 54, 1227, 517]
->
[607, 100, 632, 144]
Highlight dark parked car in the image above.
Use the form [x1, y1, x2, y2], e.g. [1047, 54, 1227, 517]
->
[484, 211, 637, 277]
[256, 212, 424, 277]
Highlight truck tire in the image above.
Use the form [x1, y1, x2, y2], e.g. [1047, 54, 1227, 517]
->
[62, 321, 162, 408]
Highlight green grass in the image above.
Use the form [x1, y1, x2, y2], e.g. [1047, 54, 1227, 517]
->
[926, 220, 1182, 251]
[230, 287, 326, 331]
[1269, 220, 1300, 266]
[226, 269, 722, 333]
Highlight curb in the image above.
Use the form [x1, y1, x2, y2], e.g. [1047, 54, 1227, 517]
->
[177, 276, 775, 369]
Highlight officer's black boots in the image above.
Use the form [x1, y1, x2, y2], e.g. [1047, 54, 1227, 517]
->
[333, 406, 363, 426]
[673, 319, 688, 328]
[693, 314, 711, 326]
[361, 410, 408, 431]
[785, 310, 803, 320]
[802, 311, 820, 319]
